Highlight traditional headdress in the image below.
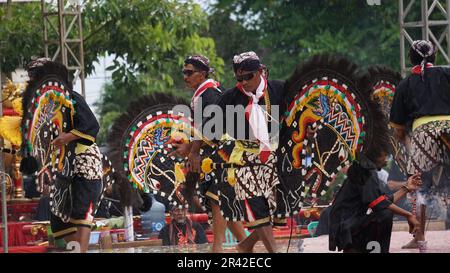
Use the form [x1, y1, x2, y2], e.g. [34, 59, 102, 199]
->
[410, 40, 436, 81]
[233, 51, 261, 72]
[184, 55, 214, 74]
[26, 57, 51, 70]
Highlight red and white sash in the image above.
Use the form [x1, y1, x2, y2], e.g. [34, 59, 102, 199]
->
[236, 76, 271, 163]
[190, 79, 221, 111]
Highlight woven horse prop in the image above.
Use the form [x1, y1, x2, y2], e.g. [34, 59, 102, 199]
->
[108, 93, 202, 209]
[20, 71, 115, 222]
[368, 66, 407, 174]
[276, 54, 387, 218]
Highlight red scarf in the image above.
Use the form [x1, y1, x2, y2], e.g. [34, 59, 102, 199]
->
[169, 221, 196, 246]
[190, 79, 221, 111]
[411, 63, 433, 75]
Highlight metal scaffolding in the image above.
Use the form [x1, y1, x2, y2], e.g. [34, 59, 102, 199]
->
[41, 0, 86, 97]
[1, 63, 8, 253]
[400, 0, 450, 76]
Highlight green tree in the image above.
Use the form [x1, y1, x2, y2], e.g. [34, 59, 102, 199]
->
[207, 8, 260, 88]
[211, 0, 401, 80]
[1, 1, 224, 145]
[0, 2, 43, 73]
[83, 0, 224, 89]
[86, 0, 224, 144]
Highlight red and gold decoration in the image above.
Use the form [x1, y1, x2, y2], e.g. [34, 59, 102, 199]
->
[367, 66, 407, 174]
[1, 79, 25, 199]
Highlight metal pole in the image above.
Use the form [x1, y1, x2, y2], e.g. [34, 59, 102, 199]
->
[421, 0, 429, 39]
[0, 61, 9, 253]
[58, 0, 67, 65]
[400, 0, 406, 77]
[77, 3, 86, 97]
[124, 206, 134, 242]
[41, 0, 49, 58]
[447, 0, 450, 64]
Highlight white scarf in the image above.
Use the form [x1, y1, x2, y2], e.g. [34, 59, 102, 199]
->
[238, 76, 271, 156]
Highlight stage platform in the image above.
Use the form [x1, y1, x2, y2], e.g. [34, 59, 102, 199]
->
[83, 229, 450, 253]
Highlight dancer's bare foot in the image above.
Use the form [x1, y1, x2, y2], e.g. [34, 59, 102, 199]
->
[415, 232, 425, 242]
[401, 238, 419, 249]
[211, 246, 223, 253]
[236, 241, 253, 253]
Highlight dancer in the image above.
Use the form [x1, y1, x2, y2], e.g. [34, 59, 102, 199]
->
[23, 58, 103, 253]
[329, 151, 422, 253]
[390, 40, 450, 247]
[170, 55, 247, 252]
[199, 52, 286, 253]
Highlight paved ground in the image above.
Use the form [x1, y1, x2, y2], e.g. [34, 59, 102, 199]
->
[88, 230, 450, 253]
[300, 230, 450, 253]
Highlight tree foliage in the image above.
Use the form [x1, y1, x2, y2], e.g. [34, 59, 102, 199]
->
[0, 2, 44, 73]
[85, 0, 224, 144]
[2, 1, 436, 146]
[83, 0, 223, 90]
[211, 0, 401, 80]
[1, 1, 224, 145]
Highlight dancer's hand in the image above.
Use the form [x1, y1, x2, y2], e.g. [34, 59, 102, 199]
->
[406, 173, 422, 191]
[52, 132, 77, 148]
[169, 143, 192, 157]
[407, 214, 421, 235]
[187, 151, 202, 173]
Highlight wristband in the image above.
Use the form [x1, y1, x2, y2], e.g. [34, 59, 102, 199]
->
[401, 184, 412, 193]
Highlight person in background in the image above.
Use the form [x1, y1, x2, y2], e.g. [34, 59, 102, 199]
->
[158, 206, 207, 246]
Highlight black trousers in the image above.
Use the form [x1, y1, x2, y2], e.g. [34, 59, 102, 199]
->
[349, 209, 393, 253]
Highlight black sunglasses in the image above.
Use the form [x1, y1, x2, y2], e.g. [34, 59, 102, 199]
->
[182, 69, 200, 76]
[236, 72, 255, 82]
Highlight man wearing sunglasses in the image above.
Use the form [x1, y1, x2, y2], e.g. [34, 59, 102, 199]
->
[200, 51, 287, 253]
[171, 55, 248, 253]
[172, 55, 221, 160]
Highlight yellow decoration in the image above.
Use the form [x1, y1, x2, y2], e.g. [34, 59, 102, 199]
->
[227, 168, 236, 186]
[75, 143, 91, 155]
[30, 90, 75, 147]
[0, 116, 22, 146]
[2, 79, 25, 108]
[201, 157, 213, 174]
[12, 98, 23, 116]
[174, 162, 186, 184]
[229, 141, 258, 165]
[170, 130, 189, 143]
